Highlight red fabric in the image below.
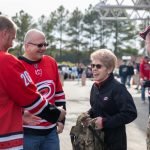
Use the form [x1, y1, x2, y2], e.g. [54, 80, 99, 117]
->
[20, 55, 65, 129]
[0, 51, 47, 149]
[140, 58, 150, 80]
[0, 139, 23, 149]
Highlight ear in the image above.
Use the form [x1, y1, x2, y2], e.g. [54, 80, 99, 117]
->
[24, 43, 31, 52]
[0, 29, 8, 38]
[24, 43, 28, 49]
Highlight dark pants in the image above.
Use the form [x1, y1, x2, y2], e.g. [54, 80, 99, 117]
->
[120, 76, 127, 85]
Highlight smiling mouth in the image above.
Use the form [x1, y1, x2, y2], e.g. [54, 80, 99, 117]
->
[93, 74, 99, 77]
[37, 51, 45, 53]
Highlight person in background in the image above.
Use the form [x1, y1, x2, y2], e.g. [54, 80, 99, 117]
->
[0, 15, 66, 150]
[77, 63, 84, 83]
[126, 61, 134, 88]
[134, 62, 140, 90]
[119, 60, 128, 85]
[88, 49, 137, 150]
[18, 29, 66, 150]
[139, 56, 150, 103]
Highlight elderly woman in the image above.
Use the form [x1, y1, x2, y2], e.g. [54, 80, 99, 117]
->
[88, 49, 137, 150]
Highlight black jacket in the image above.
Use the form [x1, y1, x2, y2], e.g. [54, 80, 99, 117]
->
[89, 73, 137, 150]
[119, 65, 128, 77]
[127, 66, 134, 76]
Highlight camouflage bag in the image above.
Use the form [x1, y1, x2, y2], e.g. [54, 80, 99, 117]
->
[70, 113, 104, 150]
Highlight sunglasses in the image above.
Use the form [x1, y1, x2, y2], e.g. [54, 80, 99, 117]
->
[28, 42, 49, 48]
[91, 64, 103, 69]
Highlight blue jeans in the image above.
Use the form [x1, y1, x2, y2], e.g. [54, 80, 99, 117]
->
[23, 128, 60, 150]
[127, 75, 132, 87]
[141, 85, 146, 101]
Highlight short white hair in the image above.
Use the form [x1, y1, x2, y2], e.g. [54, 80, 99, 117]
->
[90, 49, 117, 71]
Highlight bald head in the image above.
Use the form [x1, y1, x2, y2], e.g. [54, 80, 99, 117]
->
[24, 29, 45, 44]
[23, 29, 47, 61]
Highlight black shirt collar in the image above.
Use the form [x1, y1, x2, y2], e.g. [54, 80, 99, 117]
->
[18, 56, 42, 64]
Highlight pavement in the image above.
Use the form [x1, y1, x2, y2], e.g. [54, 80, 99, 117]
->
[59, 79, 149, 150]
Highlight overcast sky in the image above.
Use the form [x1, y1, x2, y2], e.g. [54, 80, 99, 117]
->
[0, 0, 100, 20]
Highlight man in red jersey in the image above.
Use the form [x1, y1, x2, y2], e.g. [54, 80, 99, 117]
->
[19, 29, 66, 150]
[0, 15, 66, 150]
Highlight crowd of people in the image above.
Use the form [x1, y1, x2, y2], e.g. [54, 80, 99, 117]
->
[118, 60, 134, 87]
[0, 14, 150, 150]
[118, 56, 150, 106]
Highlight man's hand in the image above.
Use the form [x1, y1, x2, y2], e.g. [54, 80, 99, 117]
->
[23, 111, 41, 126]
[57, 106, 66, 121]
[57, 122, 64, 134]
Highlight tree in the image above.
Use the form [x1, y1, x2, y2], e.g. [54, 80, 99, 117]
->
[66, 8, 84, 64]
[12, 10, 37, 56]
[55, 5, 69, 60]
[38, 12, 58, 56]
[83, 5, 99, 52]
[111, 20, 138, 57]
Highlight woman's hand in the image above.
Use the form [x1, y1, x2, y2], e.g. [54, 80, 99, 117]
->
[95, 117, 103, 129]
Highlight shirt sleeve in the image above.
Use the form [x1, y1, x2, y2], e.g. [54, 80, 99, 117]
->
[140, 63, 144, 79]
[103, 85, 137, 128]
[2, 57, 40, 107]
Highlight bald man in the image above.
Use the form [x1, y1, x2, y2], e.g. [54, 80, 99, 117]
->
[18, 29, 66, 150]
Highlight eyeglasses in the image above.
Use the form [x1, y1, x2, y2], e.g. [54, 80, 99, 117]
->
[28, 42, 49, 48]
[91, 64, 103, 69]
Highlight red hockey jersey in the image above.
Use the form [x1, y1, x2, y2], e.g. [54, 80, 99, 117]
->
[19, 55, 66, 135]
[140, 58, 150, 80]
[0, 52, 60, 149]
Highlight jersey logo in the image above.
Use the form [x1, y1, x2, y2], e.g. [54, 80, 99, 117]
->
[36, 80, 55, 101]
[35, 69, 42, 76]
[103, 97, 109, 101]
[20, 71, 32, 86]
